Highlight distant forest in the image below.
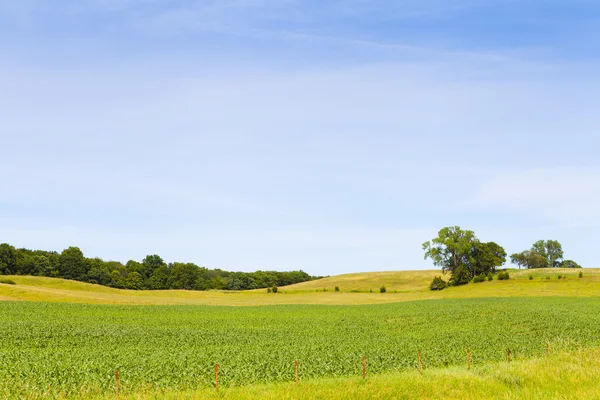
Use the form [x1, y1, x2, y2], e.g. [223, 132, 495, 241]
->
[0, 243, 321, 291]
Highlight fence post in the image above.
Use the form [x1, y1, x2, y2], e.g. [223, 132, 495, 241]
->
[295, 360, 299, 386]
[418, 350, 422, 374]
[467, 348, 471, 371]
[215, 364, 219, 393]
[362, 356, 366, 379]
[115, 370, 119, 400]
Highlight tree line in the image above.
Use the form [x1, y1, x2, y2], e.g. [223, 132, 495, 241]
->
[0, 243, 320, 291]
[423, 226, 581, 289]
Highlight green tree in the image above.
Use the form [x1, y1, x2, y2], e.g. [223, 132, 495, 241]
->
[148, 265, 172, 290]
[0, 243, 17, 275]
[532, 240, 564, 268]
[423, 226, 477, 280]
[58, 247, 88, 281]
[171, 263, 200, 290]
[559, 260, 581, 268]
[472, 241, 506, 276]
[125, 272, 145, 290]
[510, 250, 547, 269]
[141, 255, 166, 281]
[32, 255, 56, 277]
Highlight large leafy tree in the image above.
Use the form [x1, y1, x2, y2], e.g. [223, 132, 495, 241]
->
[511, 240, 566, 269]
[424, 227, 506, 284]
[58, 247, 88, 281]
[0, 243, 17, 275]
[141, 255, 166, 281]
[472, 241, 507, 276]
[532, 240, 564, 268]
[423, 226, 477, 277]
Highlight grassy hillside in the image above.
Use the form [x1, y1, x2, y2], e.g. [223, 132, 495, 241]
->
[1, 268, 599, 305]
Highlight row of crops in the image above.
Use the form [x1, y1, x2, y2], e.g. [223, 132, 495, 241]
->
[2, 297, 600, 397]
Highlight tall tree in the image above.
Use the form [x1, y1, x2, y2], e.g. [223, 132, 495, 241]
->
[58, 247, 88, 281]
[511, 240, 565, 269]
[0, 243, 17, 275]
[423, 226, 477, 277]
[141, 255, 166, 281]
[472, 241, 507, 276]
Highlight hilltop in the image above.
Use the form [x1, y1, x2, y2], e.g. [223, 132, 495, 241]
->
[1, 268, 599, 306]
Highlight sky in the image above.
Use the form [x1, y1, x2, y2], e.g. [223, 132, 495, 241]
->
[1, 0, 600, 275]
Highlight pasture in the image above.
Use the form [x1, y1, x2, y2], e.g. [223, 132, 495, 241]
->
[1, 268, 599, 306]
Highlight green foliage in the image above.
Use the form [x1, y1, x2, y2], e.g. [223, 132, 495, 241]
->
[497, 271, 510, 280]
[557, 275, 563, 280]
[267, 287, 272, 293]
[529, 275, 533, 280]
[0, 278, 15, 285]
[380, 285, 387, 293]
[3, 298, 600, 396]
[58, 247, 88, 281]
[0, 243, 17, 275]
[335, 286, 340, 292]
[579, 271, 583, 278]
[487, 272, 493, 281]
[512, 240, 574, 269]
[424, 227, 506, 284]
[473, 274, 486, 283]
[271, 286, 278, 293]
[0, 242, 318, 291]
[449, 265, 471, 286]
[430, 276, 447, 291]
[560, 260, 582, 269]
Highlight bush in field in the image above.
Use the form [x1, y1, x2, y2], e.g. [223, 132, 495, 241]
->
[497, 271, 510, 280]
[0, 278, 15, 285]
[487, 272, 493, 281]
[557, 275, 562, 280]
[579, 271, 583, 278]
[473, 274, 486, 283]
[271, 286, 278, 293]
[529, 275, 533, 280]
[380, 286, 386, 293]
[430, 276, 447, 291]
[334, 286, 340, 292]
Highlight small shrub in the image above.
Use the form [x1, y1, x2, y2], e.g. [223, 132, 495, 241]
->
[369, 289, 373, 293]
[487, 272, 493, 281]
[557, 275, 562, 280]
[334, 286, 340, 292]
[430, 276, 447, 291]
[528, 275, 533, 280]
[497, 271, 510, 281]
[271, 286, 278, 293]
[0, 278, 16, 285]
[380, 286, 386, 293]
[579, 271, 583, 278]
[473, 274, 486, 283]
[267, 287, 272, 293]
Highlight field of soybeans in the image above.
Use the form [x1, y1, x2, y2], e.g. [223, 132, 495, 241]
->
[3, 296, 600, 399]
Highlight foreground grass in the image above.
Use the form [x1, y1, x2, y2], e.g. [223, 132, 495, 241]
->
[1, 268, 599, 305]
[3, 298, 600, 398]
[20, 350, 600, 399]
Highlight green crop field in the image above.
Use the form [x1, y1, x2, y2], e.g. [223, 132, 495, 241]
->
[3, 296, 600, 399]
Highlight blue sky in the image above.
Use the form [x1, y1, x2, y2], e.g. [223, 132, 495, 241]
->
[1, 0, 600, 274]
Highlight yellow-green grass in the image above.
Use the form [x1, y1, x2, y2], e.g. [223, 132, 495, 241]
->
[1, 268, 599, 306]
[41, 349, 600, 400]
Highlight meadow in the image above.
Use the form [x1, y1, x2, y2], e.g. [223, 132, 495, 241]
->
[1, 267, 599, 305]
[3, 296, 600, 399]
